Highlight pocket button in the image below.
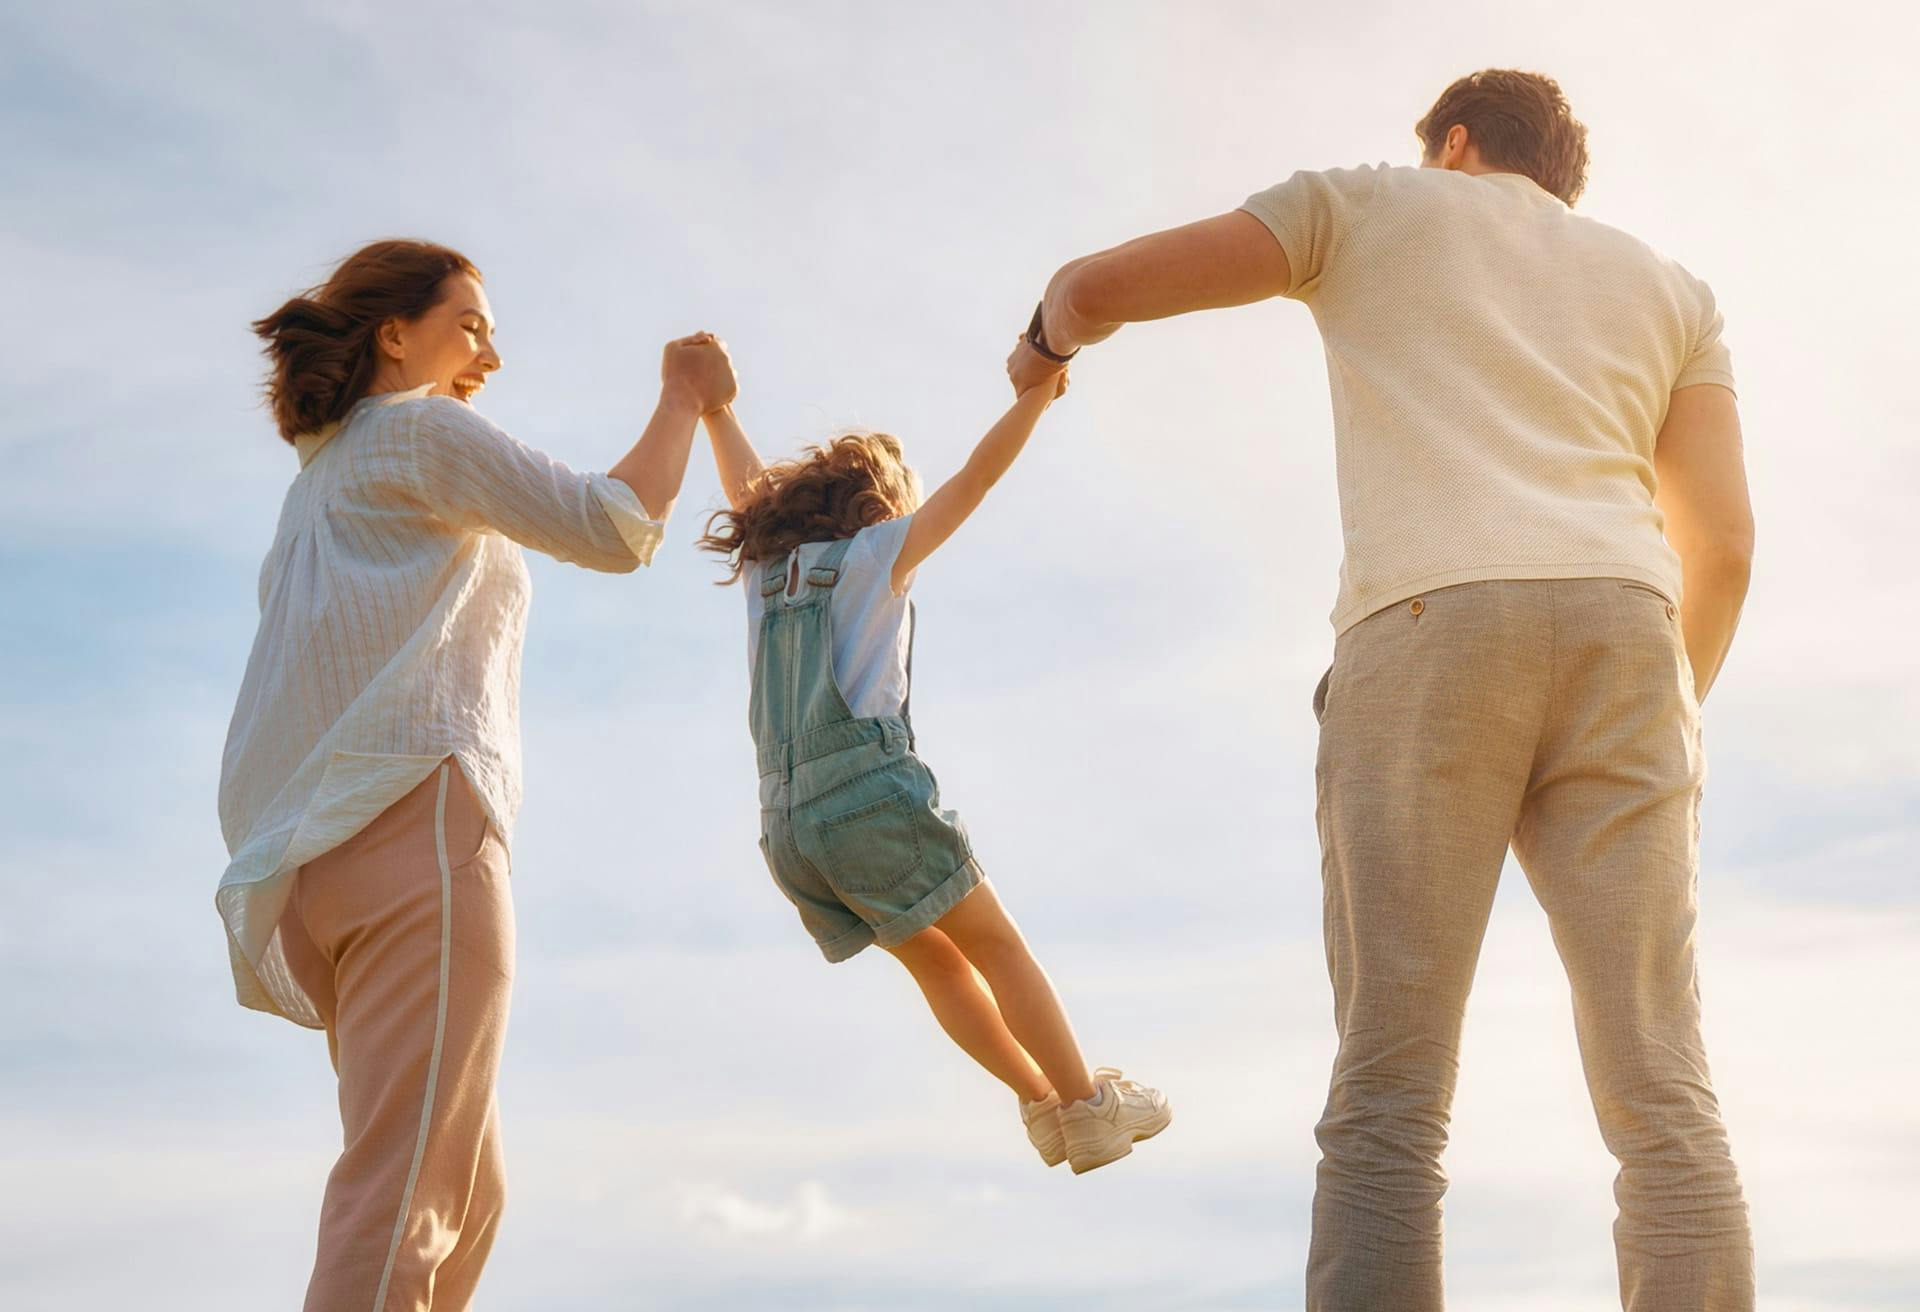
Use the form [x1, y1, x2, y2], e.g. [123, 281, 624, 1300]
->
[1409, 598, 1424, 616]
[1666, 603, 1677, 620]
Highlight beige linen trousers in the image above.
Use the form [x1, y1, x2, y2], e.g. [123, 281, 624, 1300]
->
[1307, 579, 1754, 1311]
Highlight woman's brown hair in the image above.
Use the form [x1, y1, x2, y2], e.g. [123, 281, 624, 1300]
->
[699, 431, 921, 582]
[251, 239, 480, 443]
[1415, 69, 1590, 205]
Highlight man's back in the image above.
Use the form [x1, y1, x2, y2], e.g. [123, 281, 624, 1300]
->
[1240, 164, 1733, 631]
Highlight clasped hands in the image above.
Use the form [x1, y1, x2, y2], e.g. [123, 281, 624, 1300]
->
[653, 326, 1069, 416]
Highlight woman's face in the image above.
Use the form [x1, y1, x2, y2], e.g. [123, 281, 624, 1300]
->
[378, 272, 501, 404]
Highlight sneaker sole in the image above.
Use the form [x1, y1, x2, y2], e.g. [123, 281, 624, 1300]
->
[1066, 1104, 1173, 1175]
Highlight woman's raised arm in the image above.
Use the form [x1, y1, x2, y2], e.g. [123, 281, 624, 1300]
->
[405, 335, 736, 573]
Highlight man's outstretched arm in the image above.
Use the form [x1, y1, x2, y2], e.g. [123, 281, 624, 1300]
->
[1018, 212, 1295, 382]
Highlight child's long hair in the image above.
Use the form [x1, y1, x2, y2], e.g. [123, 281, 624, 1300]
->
[699, 431, 921, 582]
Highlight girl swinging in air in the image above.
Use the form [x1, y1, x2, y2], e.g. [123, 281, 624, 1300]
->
[697, 345, 1170, 1174]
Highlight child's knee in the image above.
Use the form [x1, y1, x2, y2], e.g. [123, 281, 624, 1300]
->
[948, 924, 1029, 975]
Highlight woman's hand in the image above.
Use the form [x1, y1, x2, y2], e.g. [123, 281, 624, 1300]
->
[661, 332, 738, 415]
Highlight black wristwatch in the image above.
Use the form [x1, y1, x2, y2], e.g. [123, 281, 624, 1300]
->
[1025, 301, 1079, 363]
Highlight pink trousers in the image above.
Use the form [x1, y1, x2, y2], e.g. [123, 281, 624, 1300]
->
[280, 760, 516, 1312]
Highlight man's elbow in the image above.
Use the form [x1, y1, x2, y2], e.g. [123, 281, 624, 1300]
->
[1056, 258, 1113, 331]
[1721, 513, 1756, 569]
[1692, 523, 1755, 585]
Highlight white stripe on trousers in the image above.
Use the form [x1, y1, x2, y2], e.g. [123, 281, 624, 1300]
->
[371, 763, 455, 1311]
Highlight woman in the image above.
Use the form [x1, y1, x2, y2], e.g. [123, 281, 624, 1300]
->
[218, 239, 734, 1310]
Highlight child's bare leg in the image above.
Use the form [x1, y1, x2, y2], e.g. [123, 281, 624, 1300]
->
[934, 881, 1097, 1104]
[886, 928, 1051, 1102]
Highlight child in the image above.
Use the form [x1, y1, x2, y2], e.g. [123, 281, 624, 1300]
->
[696, 349, 1170, 1174]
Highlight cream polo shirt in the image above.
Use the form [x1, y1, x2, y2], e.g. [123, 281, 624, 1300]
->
[217, 386, 664, 1025]
[1238, 164, 1735, 632]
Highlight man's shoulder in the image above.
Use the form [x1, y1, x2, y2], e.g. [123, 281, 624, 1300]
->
[1252, 160, 1403, 200]
[1558, 209, 1716, 300]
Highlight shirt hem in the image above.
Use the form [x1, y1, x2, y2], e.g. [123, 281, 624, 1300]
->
[217, 747, 511, 1026]
[1673, 370, 1737, 396]
[590, 476, 667, 565]
[1236, 201, 1308, 298]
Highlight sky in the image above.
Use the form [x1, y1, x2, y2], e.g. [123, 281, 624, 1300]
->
[2, 1, 1917, 1308]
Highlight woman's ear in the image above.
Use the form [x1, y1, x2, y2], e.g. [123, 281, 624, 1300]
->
[375, 316, 406, 362]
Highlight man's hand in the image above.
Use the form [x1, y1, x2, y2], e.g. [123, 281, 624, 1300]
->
[1006, 339, 1068, 399]
[661, 332, 738, 415]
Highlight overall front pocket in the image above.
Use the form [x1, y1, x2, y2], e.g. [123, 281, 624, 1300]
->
[815, 787, 926, 895]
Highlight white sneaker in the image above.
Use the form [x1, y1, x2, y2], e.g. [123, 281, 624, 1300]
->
[1059, 1068, 1171, 1175]
[1021, 1091, 1066, 1167]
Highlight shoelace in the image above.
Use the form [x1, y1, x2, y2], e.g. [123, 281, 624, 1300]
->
[1092, 1067, 1154, 1103]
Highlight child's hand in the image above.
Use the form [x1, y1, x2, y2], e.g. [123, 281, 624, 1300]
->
[1006, 338, 1068, 401]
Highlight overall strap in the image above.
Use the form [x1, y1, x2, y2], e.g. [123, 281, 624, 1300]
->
[759, 553, 790, 599]
[901, 600, 916, 747]
[804, 534, 859, 592]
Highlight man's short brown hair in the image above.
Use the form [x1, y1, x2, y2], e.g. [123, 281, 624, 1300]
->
[1415, 70, 1589, 205]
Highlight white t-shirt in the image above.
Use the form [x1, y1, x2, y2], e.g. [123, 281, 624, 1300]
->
[743, 515, 916, 720]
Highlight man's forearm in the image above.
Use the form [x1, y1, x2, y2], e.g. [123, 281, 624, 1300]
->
[1035, 212, 1297, 356]
[1677, 551, 1752, 704]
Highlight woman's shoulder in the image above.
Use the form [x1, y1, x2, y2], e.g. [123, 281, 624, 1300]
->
[360, 395, 526, 483]
[386, 393, 507, 440]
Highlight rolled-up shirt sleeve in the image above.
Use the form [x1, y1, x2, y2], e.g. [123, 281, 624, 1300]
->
[404, 396, 664, 571]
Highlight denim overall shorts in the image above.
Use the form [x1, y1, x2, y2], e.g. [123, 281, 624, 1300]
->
[750, 537, 983, 961]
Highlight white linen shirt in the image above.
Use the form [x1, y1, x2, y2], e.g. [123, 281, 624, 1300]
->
[218, 386, 663, 1025]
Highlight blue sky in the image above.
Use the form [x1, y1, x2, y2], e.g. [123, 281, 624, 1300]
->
[3, 2, 1917, 1309]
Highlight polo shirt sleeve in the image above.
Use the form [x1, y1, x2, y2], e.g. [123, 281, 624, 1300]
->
[1239, 164, 1386, 299]
[1674, 276, 1737, 395]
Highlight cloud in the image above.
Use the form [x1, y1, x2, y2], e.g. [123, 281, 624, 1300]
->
[678, 1180, 854, 1242]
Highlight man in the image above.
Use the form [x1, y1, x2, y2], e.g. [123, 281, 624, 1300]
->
[1012, 69, 1756, 1311]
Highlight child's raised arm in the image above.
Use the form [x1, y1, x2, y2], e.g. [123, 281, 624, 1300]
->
[702, 403, 766, 511]
[891, 361, 1068, 592]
